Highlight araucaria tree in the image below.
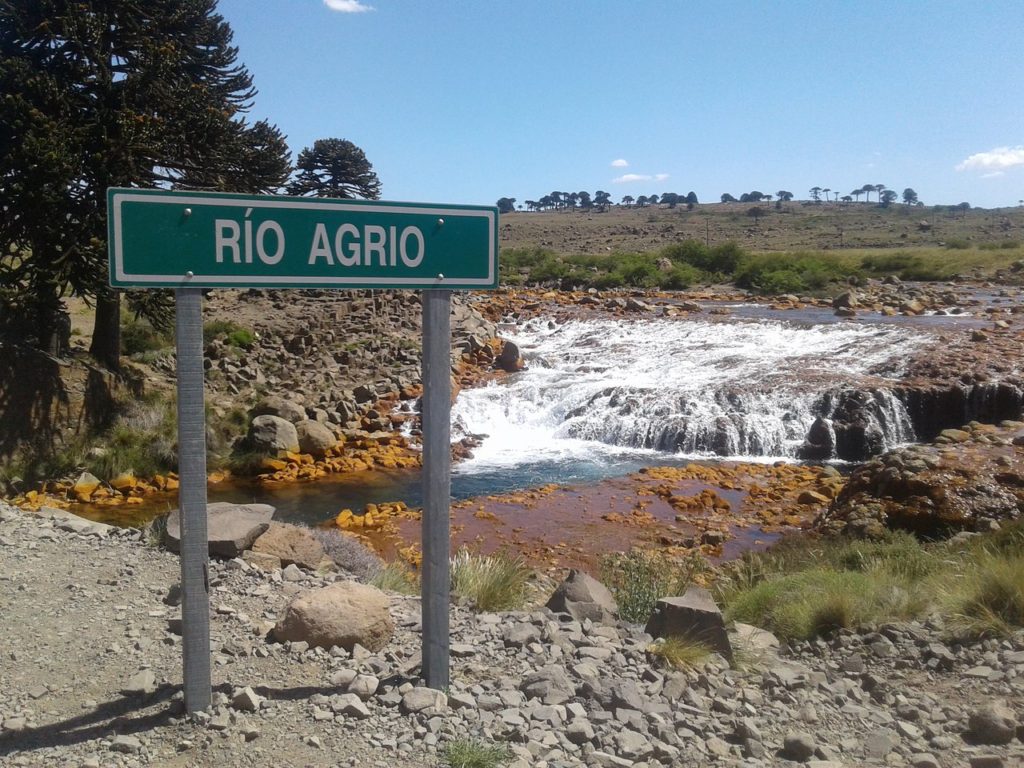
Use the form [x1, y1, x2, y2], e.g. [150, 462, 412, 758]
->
[288, 138, 381, 200]
[0, 0, 291, 367]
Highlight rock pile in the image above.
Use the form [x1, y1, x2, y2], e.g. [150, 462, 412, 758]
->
[817, 420, 1024, 537]
[2, 499, 1022, 768]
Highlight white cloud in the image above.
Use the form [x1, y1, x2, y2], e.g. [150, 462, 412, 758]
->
[610, 158, 629, 168]
[612, 172, 670, 184]
[981, 171, 1006, 179]
[956, 146, 1024, 172]
[324, 0, 374, 12]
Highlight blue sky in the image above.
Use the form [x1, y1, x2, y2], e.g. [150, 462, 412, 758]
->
[218, 0, 1024, 209]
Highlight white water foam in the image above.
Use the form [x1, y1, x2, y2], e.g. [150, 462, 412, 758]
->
[452, 316, 925, 473]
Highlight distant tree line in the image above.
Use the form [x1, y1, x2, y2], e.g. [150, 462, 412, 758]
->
[500, 190, 699, 213]
[719, 185, 921, 208]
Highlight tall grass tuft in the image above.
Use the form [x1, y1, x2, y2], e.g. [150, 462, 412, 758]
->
[450, 548, 531, 612]
[944, 551, 1024, 639]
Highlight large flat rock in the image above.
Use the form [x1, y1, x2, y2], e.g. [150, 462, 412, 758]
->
[165, 502, 275, 558]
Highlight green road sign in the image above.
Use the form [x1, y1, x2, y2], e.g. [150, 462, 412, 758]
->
[107, 188, 498, 289]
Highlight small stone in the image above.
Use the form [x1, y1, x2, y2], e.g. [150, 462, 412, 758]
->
[348, 674, 379, 700]
[122, 669, 157, 695]
[231, 686, 262, 712]
[109, 735, 142, 754]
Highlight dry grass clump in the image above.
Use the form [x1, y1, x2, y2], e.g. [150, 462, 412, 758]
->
[450, 548, 532, 612]
[368, 559, 420, 595]
[647, 636, 712, 670]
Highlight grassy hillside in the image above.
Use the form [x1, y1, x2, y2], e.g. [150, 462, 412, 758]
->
[502, 201, 1024, 256]
[500, 202, 1024, 291]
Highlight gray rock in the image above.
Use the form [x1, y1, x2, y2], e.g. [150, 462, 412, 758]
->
[295, 419, 336, 457]
[644, 587, 733, 662]
[332, 693, 371, 719]
[121, 669, 157, 695]
[347, 674, 379, 700]
[247, 414, 300, 455]
[166, 502, 275, 558]
[520, 666, 574, 705]
[910, 754, 941, 768]
[783, 731, 817, 762]
[545, 569, 618, 624]
[400, 687, 447, 714]
[109, 735, 142, 754]
[496, 340, 524, 372]
[967, 700, 1018, 745]
[231, 687, 263, 712]
[614, 729, 654, 760]
[251, 396, 306, 423]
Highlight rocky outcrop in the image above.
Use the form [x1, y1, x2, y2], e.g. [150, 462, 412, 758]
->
[816, 421, 1024, 537]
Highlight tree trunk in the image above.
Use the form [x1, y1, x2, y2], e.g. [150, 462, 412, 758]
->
[90, 289, 121, 370]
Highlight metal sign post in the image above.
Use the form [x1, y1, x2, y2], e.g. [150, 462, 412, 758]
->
[108, 188, 497, 708]
[421, 289, 452, 689]
[174, 287, 211, 712]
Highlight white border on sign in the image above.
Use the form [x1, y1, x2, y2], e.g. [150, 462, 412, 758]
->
[110, 192, 497, 287]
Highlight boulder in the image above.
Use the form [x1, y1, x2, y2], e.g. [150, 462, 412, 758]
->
[72, 471, 102, 502]
[295, 419, 337, 457]
[644, 586, 733, 662]
[251, 523, 327, 570]
[166, 502, 275, 558]
[248, 415, 300, 455]
[832, 290, 858, 309]
[38, 507, 114, 537]
[967, 701, 1018, 745]
[251, 396, 306, 424]
[273, 582, 393, 651]
[496, 340, 525, 372]
[546, 569, 618, 623]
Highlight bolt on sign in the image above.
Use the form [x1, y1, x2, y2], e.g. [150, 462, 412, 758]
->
[108, 188, 498, 289]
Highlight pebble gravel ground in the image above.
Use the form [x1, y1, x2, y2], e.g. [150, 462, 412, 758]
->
[1, 499, 1023, 768]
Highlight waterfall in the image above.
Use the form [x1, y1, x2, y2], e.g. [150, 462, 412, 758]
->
[452, 316, 926, 469]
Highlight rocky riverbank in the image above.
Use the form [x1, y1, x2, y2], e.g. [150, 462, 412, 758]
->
[2, 499, 1023, 768]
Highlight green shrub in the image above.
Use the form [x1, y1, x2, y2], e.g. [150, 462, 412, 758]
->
[659, 263, 702, 289]
[203, 319, 255, 348]
[601, 550, 708, 624]
[121, 317, 172, 356]
[734, 252, 847, 295]
[444, 737, 511, 768]
[944, 238, 970, 250]
[83, 398, 178, 480]
[662, 240, 745, 275]
[450, 548, 532, 612]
